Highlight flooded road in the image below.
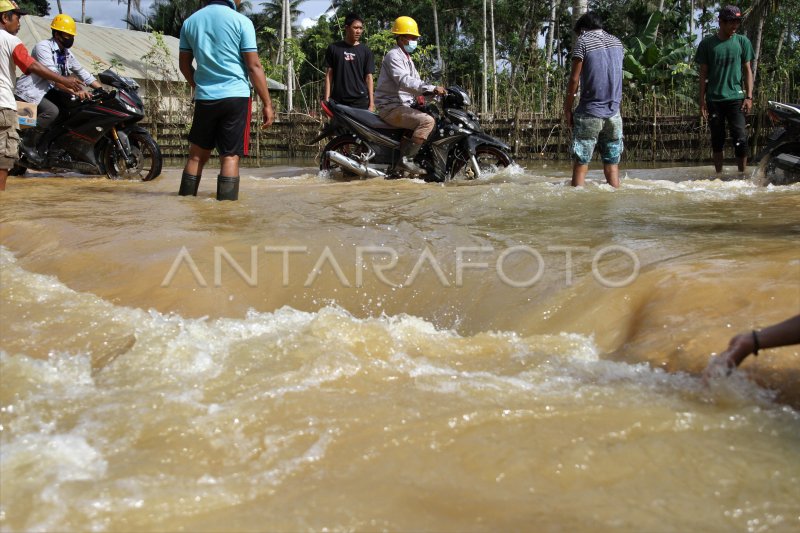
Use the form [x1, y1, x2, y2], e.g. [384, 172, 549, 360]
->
[1, 164, 799, 531]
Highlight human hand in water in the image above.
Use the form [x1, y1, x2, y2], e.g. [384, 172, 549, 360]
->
[703, 332, 755, 382]
[703, 314, 800, 384]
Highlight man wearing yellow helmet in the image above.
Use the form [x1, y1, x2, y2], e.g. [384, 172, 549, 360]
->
[0, 1, 82, 190]
[374, 16, 446, 175]
[15, 13, 102, 165]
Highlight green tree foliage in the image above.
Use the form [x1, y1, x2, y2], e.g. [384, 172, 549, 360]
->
[622, 12, 696, 100]
[124, 0, 799, 116]
[18, 0, 49, 16]
[144, 0, 252, 36]
[295, 13, 335, 91]
[146, 0, 202, 36]
[250, 0, 305, 62]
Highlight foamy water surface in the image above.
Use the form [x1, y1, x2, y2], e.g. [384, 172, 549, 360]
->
[1, 163, 799, 531]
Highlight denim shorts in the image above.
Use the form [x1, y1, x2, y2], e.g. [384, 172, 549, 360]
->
[571, 112, 624, 165]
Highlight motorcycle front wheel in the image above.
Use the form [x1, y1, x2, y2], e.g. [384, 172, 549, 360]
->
[319, 134, 371, 180]
[451, 144, 513, 180]
[102, 131, 163, 181]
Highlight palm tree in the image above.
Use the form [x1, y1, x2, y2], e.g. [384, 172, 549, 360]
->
[146, 0, 201, 36]
[482, 0, 487, 113]
[116, 0, 141, 29]
[571, 0, 587, 28]
[431, 0, 442, 71]
[261, 0, 303, 28]
[260, 0, 303, 66]
[744, 0, 779, 84]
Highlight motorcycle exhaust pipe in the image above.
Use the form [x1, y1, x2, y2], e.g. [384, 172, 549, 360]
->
[326, 151, 386, 179]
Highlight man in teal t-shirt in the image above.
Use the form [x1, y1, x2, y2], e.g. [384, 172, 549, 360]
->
[695, 5, 754, 173]
[178, 0, 274, 201]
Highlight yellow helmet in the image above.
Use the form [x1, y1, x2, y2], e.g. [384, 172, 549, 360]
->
[51, 13, 76, 36]
[391, 16, 420, 37]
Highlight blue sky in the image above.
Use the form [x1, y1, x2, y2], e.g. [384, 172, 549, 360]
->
[47, 0, 332, 29]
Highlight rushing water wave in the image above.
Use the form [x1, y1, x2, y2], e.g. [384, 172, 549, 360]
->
[1, 164, 799, 531]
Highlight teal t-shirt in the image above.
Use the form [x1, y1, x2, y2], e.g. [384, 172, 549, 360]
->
[694, 33, 754, 102]
[179, 3, 257, 100]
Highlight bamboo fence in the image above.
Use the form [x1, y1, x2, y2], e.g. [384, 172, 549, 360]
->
[149, 109, 771, 168]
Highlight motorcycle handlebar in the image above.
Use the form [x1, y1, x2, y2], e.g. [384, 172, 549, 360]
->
[90, 88, 115, 102]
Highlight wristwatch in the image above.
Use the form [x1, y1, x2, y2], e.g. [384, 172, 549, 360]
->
[744, 96, 752, 100]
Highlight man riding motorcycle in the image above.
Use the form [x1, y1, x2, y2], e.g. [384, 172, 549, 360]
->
[14, 14, 102, 165]
[374, 16, 446, 175]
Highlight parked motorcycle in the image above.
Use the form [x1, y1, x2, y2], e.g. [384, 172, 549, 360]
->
[12, 69, 162, 181]
[754, 100, 800, 185]
[314, 86, 513, 182]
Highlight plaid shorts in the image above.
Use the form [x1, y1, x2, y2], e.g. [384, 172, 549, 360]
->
[572, 112, 624, 165]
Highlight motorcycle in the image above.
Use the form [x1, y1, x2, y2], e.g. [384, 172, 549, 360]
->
[12, 69, 162, 181]
[754, 100, 800, 185]
[313, 86, 513, 182]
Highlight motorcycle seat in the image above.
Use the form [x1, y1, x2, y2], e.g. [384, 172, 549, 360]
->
[770, 101, 800, 116]
[330, 100, 402, 131]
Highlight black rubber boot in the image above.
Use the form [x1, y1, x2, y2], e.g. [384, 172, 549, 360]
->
[216, 175, 239, 201]
[21, 128, 45, 166]
[178, 172, 201, 196]
[397, 138, 426, 175]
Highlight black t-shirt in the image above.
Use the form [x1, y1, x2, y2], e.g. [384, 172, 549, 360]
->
[325, 40, 375, 108]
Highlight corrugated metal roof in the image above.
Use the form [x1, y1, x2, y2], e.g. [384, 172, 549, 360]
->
[17, 15, 286, 90]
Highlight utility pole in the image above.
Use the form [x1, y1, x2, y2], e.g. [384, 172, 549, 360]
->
[482, 0, 488, 114]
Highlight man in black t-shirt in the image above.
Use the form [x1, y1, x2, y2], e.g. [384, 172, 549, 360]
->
[324, 13, 375, 110]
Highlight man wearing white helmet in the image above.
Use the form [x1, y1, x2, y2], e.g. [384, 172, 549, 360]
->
[15, 13, 102, 165]
[374, 16, 445, 175]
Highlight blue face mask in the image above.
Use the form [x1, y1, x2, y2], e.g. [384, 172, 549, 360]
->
[403, 40, 418, 53]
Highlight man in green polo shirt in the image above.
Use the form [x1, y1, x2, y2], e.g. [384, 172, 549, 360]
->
[695, 5, 754, 173]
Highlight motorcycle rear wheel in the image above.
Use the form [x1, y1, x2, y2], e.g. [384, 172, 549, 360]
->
[320, 135, 371, 180]
[451, 145, 513, 180]
[102, 131, 163, 181]
[755, 143, 800, 186]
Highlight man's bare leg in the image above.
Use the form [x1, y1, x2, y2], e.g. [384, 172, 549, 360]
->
[571, 162, 589, 187]
[713, 151, 724, 173]
[603, 163, 620, 188]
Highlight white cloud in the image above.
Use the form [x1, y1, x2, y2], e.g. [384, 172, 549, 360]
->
[47, 0, 330, 30]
